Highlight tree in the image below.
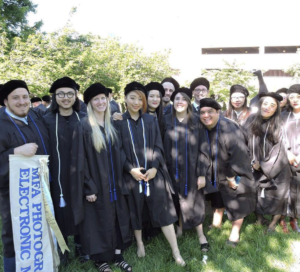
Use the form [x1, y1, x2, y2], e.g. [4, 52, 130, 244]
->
[286, 49, 300, 82]
[0, 0, 42, 40]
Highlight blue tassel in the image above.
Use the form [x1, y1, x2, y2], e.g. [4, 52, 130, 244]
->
[110, 191, 113, 202]
[114, 189, 117, 201]
[49, 171, 52, 182]
[59, 195, 67, 208]
[144, 182, 147, 196]
[175, 170, 178, 181]
[185, 184, 188, 196]
[213, 180, 217, 188]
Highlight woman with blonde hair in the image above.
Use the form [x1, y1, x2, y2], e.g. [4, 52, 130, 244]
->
[116, 81, 186, 266]
[71, 83, 132, 272]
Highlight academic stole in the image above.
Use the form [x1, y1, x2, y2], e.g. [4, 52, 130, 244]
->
[174, 118, 188, 196]
[205, 120, 220, 188]
[127, 118, 149, 196]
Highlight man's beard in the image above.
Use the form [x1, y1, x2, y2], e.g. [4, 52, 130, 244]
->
[7, 104, 30, 117]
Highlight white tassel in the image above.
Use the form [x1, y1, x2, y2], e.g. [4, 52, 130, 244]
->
[261, 188, 265, 198]
[139, 181, 143, 193]
[147, 183, 150, 197]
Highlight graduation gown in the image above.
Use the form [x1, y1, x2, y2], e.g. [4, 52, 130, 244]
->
[70, 117, 132, 256]
[163, 104, 172, 115]
[116, 111, 177, 230]
[224, 107, 251, 126]
[245, 114, 291, 215]
[0, 109, 50, 257]
[197, 117, 256, 221]
[43, 111, 86, 237]
[192, 104, 200, 116]
[163, 113, 205, 229]
[110, 99, 121, 115]
[79, 100, 87, 114]
[281, 111, 300, 218]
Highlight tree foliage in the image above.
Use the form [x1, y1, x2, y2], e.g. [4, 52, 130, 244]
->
[286, 49, 300, 82]
[0, 0, 42, 40]
[0, 28, 173, 102]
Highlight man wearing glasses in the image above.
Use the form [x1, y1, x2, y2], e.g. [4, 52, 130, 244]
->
[190, 77, 210, 115]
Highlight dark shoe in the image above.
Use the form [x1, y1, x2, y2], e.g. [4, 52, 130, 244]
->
[59, 251, 69, 266]
[200, 243, 210, 252]
[279, 220, 289, 233]
[75, 246, 89, 263]
[290, 219, 300, 233]
[226, 239, 239, 248]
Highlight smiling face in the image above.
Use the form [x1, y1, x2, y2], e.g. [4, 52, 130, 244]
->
[173, 92, 188, 113]
[278, 92, 287, 108]
[4, 88, 30, 117]
[55, 87, 76, 110]
[288, 93, 300, 110]
[90, 93, 108, 113]
[199, 107, 220, 129]
[193, 85, 208, 103]
[125, 90, 144, 114]
[260, 96, 277, 119]
[147, 90, 161, 110]
[230, 92, 246, 110]
[162, 82, 175, 103]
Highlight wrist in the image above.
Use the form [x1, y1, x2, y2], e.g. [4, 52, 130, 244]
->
[226, 176, 235, 182]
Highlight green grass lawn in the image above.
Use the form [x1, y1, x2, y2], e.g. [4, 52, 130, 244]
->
[1, 213, 299, 272]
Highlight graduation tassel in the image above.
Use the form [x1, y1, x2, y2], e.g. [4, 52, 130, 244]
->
[139, 181, 143, 193]
[114, 189, 117, 201]
[144, 182, 147, 196]
[110, 190, 113, 203]
[260, 188, 265, 198]
[185, 184, 188, 196]
[59, 194, 67, 208]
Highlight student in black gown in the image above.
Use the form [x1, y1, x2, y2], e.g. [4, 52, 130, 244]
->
[250, 70, 268, 112]
[163, 87, 208, 252]
[281, 84, 300, 233]
[71, 83, 132, 272]
[0, 80, 50, 272]
[190, 77, 210, 115]
[161, 77, 179, 115]
[107, 88, 122, 116]
[43, 77, 87, 264]
[244, 92, 291, 232]
[198, 98, 256, 246]
[116, 81, 186, 266]
[224, 85, 251, 126]
[276, 88, 288, 113]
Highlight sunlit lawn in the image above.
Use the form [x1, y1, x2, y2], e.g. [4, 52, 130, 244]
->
[1, 212, 299, 272]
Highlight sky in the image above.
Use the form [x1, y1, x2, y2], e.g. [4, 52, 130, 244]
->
[28, 0, 300, 82]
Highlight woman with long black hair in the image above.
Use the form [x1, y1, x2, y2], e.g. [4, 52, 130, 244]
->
[71, 83, 132, 272]
[224, 85, 251, 126]
[244, 92, 291, 232]
[116, 81, 186, 266]
[281, 84, 300, 233]
[163, 87, 208, 252]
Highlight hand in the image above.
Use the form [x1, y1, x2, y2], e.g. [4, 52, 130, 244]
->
[144, 168, 157, 182]
[227, 177, 238, 190]
[287, 151, 298, 167]
[112, 112, 123, 121]
[130, 167, 146, 181]
[197, 176, 206, 190]
[86, 194, 97, 202]
[14, 143, 38, 157]
[252, 161, 261, 171]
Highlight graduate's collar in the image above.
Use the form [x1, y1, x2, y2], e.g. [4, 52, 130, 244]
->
[192, 101, 200, 111]
[5, 108, 28, 125]
[124, 109, 143, 121]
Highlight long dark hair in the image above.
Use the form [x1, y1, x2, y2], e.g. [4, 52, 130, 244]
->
[50, 92, 81, 113]
[285, 94, 294, 112]
[172, 92, 194, 128]
[146, 91, 164, 133]
[225, 93, 249, 122]
[250, 97, 281, 144]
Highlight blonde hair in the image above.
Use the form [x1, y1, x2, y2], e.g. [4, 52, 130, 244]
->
[87, 99, 118, 153]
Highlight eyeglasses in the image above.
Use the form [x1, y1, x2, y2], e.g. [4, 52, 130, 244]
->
[56, 92, 75, 98]
[194, 89, 208, 93]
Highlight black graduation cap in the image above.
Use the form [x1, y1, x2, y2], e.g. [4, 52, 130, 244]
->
[190, 77, 210, 91]
[84, 83, 108, 104]
[106, 88, 113, 94]
[161, 77, 180, 90]
[76, 83, 80, 91]
[275, 88, 288, 94]
[49, 77, 77, 93]
[287, 84, 300, 95]
[199, 98, 221, 110]
[145, 82, 165, 97]
[0, 80, 29, 106]
[259, 92, 283, 102]
[124, 81, 147, 97]
[170, 87, 193, 102]
[31, 97, 42, 103]
[230, 85, 249, 97]
[42, 95, 51, 102]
